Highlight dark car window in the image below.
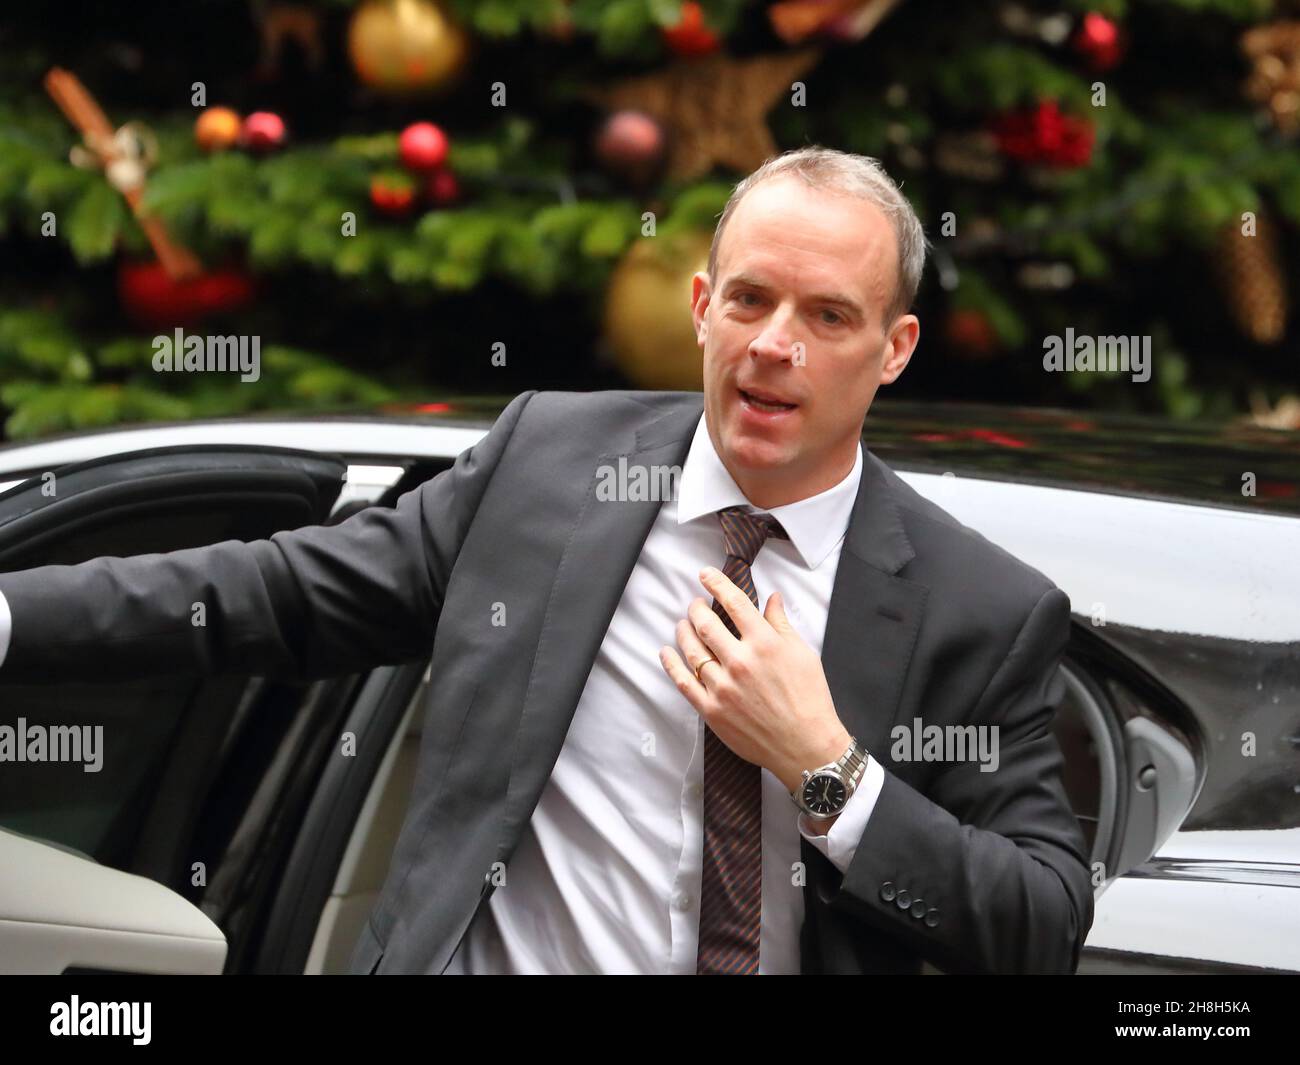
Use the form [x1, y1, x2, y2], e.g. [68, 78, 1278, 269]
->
[0, 675, 196, 861]
[0, 446, 384, 962]
[0, 499, 321, 862]
[0, 494, 353, 875]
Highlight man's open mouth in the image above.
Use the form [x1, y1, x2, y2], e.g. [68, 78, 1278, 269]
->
[739, 388, 797, 414]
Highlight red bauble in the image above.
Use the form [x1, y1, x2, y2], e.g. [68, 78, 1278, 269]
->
[370, 172, 417, 216]
[662, 1, 720, 57]
[399, 121, 450, 172]
[1073, 13, 1123, 72]
[991, 101, 1095, 168]
[944, 309, 999, 358]
[118, 260, 255, 328]
[242, 111, 287, 153]
[594, 110, 666, 183]
[425, 167, 460, 206]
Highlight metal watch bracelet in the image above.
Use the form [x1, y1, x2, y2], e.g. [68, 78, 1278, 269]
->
[790, 735, 869, 814]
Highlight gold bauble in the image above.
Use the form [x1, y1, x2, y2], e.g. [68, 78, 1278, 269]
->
[348, 0, 470, 96]
[604, 231, 712, 391]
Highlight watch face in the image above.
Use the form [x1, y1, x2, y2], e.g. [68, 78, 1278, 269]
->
[801, 772, 847, 816]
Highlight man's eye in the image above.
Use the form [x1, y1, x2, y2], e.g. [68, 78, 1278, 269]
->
[820, 309, 843, 325]
[736, 292, 762, 306]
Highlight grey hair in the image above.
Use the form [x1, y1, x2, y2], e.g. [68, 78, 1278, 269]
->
[707, 146, 928, 323]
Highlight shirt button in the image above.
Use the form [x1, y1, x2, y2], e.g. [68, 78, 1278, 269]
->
[672, 892, 693, 912]
[688, 782, 703, 799]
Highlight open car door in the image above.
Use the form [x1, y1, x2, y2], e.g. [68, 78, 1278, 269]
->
[0, 826, 227, 974]
[0, 444, 347, 974]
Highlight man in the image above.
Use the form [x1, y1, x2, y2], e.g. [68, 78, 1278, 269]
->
[0, 146, 1094, 974]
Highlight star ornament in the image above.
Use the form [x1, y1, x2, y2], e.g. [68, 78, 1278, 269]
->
[583, 49, 824, 182]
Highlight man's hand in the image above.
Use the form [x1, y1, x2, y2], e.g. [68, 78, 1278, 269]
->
[658, 566, 852, 798]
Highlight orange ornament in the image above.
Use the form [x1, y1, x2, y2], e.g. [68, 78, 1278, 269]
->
[195, 106, 242, 152]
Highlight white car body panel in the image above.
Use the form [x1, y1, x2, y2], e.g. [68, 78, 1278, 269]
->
[898, 471, 1300, 642]
[1087, 875, 1300, 971]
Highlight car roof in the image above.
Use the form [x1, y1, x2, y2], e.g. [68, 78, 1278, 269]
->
[0, 394, 1296, 517]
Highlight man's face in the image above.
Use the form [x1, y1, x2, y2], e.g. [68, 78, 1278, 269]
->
[691, 175, 919, 506]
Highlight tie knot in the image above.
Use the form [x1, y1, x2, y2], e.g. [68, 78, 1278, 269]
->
[717, 505, 788, 566]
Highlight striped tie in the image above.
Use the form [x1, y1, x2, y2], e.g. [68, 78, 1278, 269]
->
[696, 505, 789, 975]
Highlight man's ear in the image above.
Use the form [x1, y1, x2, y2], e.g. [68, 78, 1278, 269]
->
[691, 270, 711, 349]
[879, 313, 920, 386]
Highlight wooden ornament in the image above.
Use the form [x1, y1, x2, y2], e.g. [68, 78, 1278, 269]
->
[44, 67, 201, 280]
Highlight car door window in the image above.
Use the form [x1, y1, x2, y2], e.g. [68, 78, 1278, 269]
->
[0, 446, 347, 880]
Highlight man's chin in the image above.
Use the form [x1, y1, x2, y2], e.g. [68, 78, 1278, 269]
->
[721, 434, 796, 476]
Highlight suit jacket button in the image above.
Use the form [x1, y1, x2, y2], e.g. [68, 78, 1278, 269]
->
[910, 899, 926, 918]
[880, 881, 896, 902]
[895, 889, 911, 909]
[924, 909, 940, 928]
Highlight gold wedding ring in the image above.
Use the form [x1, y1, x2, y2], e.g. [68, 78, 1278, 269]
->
[694, 655, 718, 682]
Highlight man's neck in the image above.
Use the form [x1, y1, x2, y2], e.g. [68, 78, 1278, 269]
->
[726, 448, 858, 510]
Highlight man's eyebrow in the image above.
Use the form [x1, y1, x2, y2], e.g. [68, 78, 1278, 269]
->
[809, 292, 864, 315]
[725, 273, 769, 290]
[724, 274, 864, 315]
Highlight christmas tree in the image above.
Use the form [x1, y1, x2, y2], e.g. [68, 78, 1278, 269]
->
[1, 0, 1298, 441]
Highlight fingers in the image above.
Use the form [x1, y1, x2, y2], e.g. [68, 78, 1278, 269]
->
[674, 616, 718, 679]
[664, 568, 785, 712]
[658, 645, 707, 712]
[687, 597, 738, 665]
[763, 590, 791, 633]
[699, 567, 761, 639]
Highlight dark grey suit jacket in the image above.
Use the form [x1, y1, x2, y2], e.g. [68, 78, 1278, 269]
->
[0, 390, 1094, 974]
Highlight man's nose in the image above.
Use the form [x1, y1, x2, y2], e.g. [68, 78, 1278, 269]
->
[748, 304, 800, 364]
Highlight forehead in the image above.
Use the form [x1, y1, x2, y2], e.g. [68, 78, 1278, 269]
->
[718, 176, 897, 308]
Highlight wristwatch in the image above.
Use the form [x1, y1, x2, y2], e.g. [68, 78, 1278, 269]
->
[790, 736, 869, 819]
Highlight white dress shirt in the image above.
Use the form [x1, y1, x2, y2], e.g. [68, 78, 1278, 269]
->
[443, 414, 884, 974]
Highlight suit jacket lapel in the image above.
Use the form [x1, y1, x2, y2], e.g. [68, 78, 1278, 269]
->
[820, 451, 928, 760]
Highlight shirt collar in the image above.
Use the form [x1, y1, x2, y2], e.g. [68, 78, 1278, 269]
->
[675, 413, 863, 571]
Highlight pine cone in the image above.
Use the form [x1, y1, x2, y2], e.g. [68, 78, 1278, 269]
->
[1214, 217, 1289, 345]
[1240, 21, 1300, 134]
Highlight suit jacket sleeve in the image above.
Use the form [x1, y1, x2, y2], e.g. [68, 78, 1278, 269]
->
[819, 586, 1095, 974]
[0, 390, 537, 684]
